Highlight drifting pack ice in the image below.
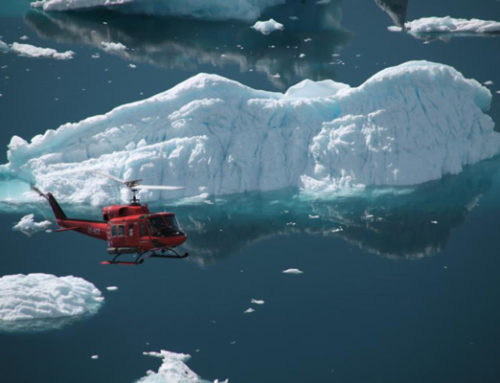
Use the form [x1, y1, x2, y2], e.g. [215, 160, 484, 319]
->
[0, 273, 103, 332]
[1, 61, 499, 205]
[31, 0, 285, 21]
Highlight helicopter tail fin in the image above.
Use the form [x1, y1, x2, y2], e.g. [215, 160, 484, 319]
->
[32, 185, 67, 220]
[46, 193, 67, 220]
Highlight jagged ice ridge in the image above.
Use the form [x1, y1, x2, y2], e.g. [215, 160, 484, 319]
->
[1, 61, 499, 205]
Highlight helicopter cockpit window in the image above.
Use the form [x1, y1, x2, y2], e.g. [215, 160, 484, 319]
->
[111, 225, 117, 237]
[148, 215, 180, 237]
[139, 222, 147, 237]
[118, 225, 125, 236]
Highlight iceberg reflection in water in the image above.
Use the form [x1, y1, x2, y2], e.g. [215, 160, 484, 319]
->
[2, 156, 497, 263]
[24, 0, 350, 89]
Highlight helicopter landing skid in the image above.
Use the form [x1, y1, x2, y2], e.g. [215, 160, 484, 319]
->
[100, 248, 188, 265]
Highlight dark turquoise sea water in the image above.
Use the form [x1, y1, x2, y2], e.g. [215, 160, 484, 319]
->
[1, 1, 500, 382]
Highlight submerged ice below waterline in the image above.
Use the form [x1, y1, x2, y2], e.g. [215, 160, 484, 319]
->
[0, 273, 103, 333]
[1, 61, 499, 205]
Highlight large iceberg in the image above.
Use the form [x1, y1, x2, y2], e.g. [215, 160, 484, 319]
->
[388, 16, 500, 39]
[0, 273, 103, 332]
[1, 61, 499, 205]
[31, 0, 286, 21]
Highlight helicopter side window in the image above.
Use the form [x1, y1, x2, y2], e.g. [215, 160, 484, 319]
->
[118, 225, 125, 236]
[111, 225, 117, 237]
[128, 224, 134, 237]
[139, 222, 147, 237]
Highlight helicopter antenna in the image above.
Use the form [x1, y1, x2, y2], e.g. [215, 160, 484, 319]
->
[96, 171, 183, 204]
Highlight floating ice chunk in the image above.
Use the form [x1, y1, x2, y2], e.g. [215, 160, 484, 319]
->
[101, 41, 127, 52]
[244, 307, 255, 314]
[106, 286, 118, 291]
[392, 16, 500, 39]
[483, 80, 493, 86]
[1, 61, 499, 205]
[91, 354, 99, 360]
[31, 0, 285, 22]
[0, 273, 103, 332]
[251, 298, 265, 305]
[12, 213, 51, 236]
[10, 42, 74, 60]
[138, 350, 219, 383]
[282, 268, 303, 274]
[251, 19, 284, 35]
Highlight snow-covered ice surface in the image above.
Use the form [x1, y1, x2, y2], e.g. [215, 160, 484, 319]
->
[9, 42, 74, 59]
[0, 273, 103, 333]
[251, 19, 284, 35]
[31, 0, 286, 21]
[1, 60, 499, 205]
[137, 350, 217, 383]
[0, 38, 9, 52]
[12, 213, 51, 236]
[389, 16, 500, 40]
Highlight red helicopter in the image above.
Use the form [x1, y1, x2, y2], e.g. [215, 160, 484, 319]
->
[32, 173, 188, 265]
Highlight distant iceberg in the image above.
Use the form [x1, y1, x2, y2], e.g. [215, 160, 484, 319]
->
[0, 273, 103, 332]
[388, 16, 500, 39]
[1, 61, 499, 205]
[31, 0, 286, 21]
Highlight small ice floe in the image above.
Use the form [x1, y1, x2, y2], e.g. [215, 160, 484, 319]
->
[286, 221, 296, 226]
[244, 308, 255, 314]
[308, 214, 319, 219]
[251, 19, 284, 35]
[101, 41, 127, 52]
[304, 37, 312, 42]
[483, 80, 493, 86]
[91, 354, 99, 360]
[19, 35, 29, 41]
[128, 63, 136, 69]
[10, 42, 74, 60]
[230, 340, 237, 345]
[299, 53, 306, 58]
[106, 286, 118, 291]
[91, 52, 100, 59]
[331, 227, 343, 233]
[12, 214, 51, 237]
[139, 350, 228, 383]
[251, 299, 265, 305]
[0, 273, 103, 333]
[430, 220, 438, 224]
[282, 268, 303, 275]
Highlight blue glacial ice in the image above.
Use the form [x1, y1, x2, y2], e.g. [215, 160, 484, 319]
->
[31, 0, 286, 22]
[0, 273, 103, 333]
[1, 61, 499, 205]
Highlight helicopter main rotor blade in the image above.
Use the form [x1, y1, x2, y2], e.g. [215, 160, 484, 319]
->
[135, 185, 184, 191]
[95, 171, 127, 184]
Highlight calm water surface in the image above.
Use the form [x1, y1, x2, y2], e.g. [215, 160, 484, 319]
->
[1, 0, 500, 382]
